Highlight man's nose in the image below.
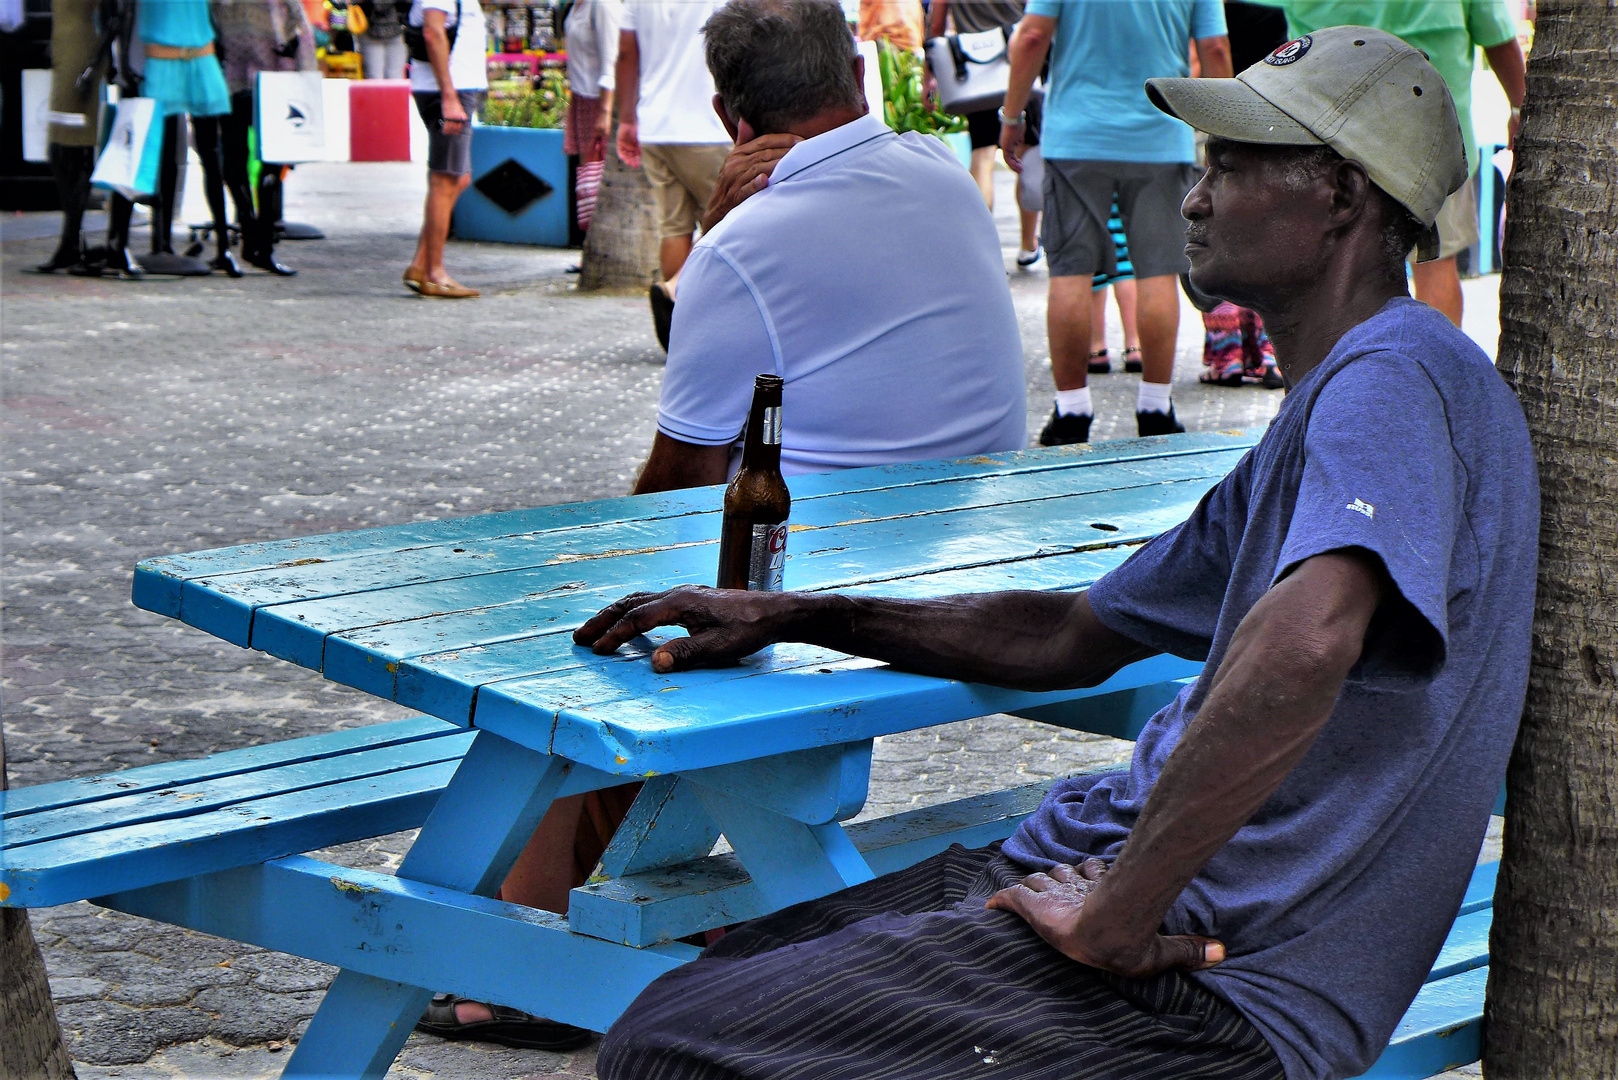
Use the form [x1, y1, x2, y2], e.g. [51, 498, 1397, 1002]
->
[1182, 173, 1212, 221]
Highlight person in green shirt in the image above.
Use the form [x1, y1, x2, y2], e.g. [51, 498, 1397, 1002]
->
[1268, 1, 1525, 326]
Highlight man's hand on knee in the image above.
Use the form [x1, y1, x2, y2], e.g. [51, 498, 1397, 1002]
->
[986, 859, 1225, 977]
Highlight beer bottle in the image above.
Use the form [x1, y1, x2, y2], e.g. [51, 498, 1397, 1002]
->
[717, 375, 791, 591]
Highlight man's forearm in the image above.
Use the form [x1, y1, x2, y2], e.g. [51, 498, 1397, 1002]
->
[927, 0, 947, 39]
[425, 19, 456, 97]
[1001, 20, 1052, 119]
[1484, 39, 1526, 108]
[615, 32, 639, 125]
[1075, 553, 1382, 951]
[788, 590, 1152, 692]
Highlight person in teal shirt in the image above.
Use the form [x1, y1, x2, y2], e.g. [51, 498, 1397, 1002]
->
[1267, 1, 1525, 326]
[998, 0, 1231, 447]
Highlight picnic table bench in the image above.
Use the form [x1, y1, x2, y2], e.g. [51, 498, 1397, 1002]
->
[1, 430, 1491, 1078]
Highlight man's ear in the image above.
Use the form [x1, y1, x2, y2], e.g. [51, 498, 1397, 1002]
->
[1327, 158, 1375, 229]
[853, 54, 870, 115]
[712, 93, 741, 143]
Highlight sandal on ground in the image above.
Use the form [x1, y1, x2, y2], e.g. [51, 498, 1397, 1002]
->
[1087, 347, 1111, 374]
[1123, 345, 1143, 373]
[416, 993, 593, 1051]
[419, 279, 480, 299]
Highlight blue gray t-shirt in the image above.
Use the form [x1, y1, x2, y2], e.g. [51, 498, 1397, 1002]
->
[1003, 298, 1538, 1080]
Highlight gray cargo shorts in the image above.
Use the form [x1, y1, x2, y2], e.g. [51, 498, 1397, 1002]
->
[1042, 159, 1201, 279]
[413, 90, 486, 176]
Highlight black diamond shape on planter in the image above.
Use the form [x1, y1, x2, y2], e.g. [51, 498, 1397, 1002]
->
[475, 157, 554, 215]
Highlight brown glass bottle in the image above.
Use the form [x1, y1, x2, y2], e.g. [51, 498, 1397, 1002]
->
[717, 375, 791, 591]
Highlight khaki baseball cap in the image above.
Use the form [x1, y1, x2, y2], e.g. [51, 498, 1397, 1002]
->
[1145, 26, 1468, 260]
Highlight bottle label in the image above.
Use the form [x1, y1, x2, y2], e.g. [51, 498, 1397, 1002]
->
[762, 406, 782, 446]
[747, 522, 788, 591]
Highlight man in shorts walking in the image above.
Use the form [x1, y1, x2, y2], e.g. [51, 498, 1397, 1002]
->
[616, 0, 732, 349]
[403, 0, 488, 298]
[1001, 0, 1230, 443]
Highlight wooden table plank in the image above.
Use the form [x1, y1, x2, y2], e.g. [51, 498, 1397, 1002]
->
[133, 432, 1258, 601]
[248, 472, 1223, 671]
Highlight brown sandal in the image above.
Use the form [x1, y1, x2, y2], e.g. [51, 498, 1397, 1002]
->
[416, 993, 592, 1051]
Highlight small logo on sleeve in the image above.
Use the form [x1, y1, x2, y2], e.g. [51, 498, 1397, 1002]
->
[1347, 498, 1375, 520]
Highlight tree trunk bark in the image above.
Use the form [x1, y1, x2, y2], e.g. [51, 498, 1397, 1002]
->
[579, 133, 662, 292]
[0, 728, 78, 1080]
[1486, 2, 1618, 1077]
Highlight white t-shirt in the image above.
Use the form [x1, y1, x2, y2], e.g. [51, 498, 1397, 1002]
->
[658, 113, 1027, 474]
[564, 0, 621, 98]
[618, 0, 728, 144]
[408, 0, 489, 93]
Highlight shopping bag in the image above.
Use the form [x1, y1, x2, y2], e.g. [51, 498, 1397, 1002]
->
[257, 71, 328, 163]
[925, 29, 1010, 115]
[575, 159, 603, 232]
[90, 97, 162, 199]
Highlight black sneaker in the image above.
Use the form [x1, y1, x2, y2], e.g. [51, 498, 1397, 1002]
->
[649, 282, 675, 351]
[1136, 407, 1185, 438]
[1039, 407, 1092, 446]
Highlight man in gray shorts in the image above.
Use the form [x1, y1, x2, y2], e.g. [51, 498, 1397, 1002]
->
[403, 0, 489, 298]
[1001, 0, 1230, 443]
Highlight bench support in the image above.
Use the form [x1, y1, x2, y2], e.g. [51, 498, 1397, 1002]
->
[273, 728, 617, 1078]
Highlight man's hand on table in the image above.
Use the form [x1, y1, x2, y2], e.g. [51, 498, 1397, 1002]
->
[701, 130, 801, 233]
[986, 859, 1225, 978]
[573, 586, 799, 673]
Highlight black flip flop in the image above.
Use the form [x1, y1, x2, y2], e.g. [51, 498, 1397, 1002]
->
[416, 993, 594, 1051]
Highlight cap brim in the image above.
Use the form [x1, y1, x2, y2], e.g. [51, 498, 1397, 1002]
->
[1146, 77, 1323, 146]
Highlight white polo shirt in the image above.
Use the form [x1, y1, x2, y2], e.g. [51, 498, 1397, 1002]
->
[657, 112, 1027, 476]
[619, 0, 729, 144]
[408, 0, 488, 93]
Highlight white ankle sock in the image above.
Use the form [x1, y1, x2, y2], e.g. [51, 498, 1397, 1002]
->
[1136, 380, 1173, 415]
[1055, 387, 1093, 417]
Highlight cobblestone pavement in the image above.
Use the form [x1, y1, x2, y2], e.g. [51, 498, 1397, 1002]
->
[3, 157, 1497, 1079]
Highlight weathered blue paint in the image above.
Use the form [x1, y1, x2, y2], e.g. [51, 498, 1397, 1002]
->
[95, 855, 699, 1035]
[684, 741, 873, 825]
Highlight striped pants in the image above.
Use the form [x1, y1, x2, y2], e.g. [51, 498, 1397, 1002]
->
[598, 844, 1283, 1080]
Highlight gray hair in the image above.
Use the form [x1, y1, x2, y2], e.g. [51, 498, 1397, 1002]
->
[703, 0, 864, 135]
[1271, 144, 1426, 280]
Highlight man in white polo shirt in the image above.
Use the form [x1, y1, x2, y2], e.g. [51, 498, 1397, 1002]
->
[616, 0, 733, 348]
[630, 0, 1026, 492]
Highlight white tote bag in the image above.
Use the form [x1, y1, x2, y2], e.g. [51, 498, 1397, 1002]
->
[256, 71, 328, 164]
[90, 97, 162, 199]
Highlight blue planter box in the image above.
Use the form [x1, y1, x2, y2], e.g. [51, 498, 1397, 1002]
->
[451, 124, 569, 247]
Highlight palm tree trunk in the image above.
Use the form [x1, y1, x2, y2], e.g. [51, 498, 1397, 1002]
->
[1486, 2, 1618, 1076]
[578, 132, 662, 291]
[0, 729, 78, 1080]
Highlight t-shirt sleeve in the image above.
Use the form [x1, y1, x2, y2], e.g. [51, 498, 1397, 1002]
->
[1023, 0, 1059, 20]
[617, 0, 636, 31]
[1085, 456, 1251, 662]
[422, 0, 455, 19]
[595, 0, 621, 89]
[1276, 354, 1460, 681]
[1466, 0, 1518, 48]
[656, 245, 781, 448]
[1190, 0, 1227, 39]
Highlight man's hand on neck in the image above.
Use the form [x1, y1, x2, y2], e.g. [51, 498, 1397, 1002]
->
[702, 100, 869, 232]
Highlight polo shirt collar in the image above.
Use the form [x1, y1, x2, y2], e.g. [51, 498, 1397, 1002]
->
[770, 112, 894, 186]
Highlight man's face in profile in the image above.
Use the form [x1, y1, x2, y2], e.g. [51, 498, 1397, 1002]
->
[1182, 139, 1331, 310]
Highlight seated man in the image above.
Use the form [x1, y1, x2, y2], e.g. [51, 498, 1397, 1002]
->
[632, 0, 1027, 493]
[419, 0, 1025, 1048]
[576, 25, 1538, 1080]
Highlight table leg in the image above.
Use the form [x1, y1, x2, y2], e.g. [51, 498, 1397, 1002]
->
[691, 787, 874, 911]
[282, 728, 573, 1079]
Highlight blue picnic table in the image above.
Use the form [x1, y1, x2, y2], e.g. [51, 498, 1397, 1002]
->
[0, 430, 1489, 1079]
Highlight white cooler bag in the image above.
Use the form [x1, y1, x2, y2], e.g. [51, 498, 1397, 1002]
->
[256, 71, 328, 164]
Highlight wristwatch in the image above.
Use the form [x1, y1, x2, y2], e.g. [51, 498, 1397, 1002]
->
[997, 106, 1025, 126]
